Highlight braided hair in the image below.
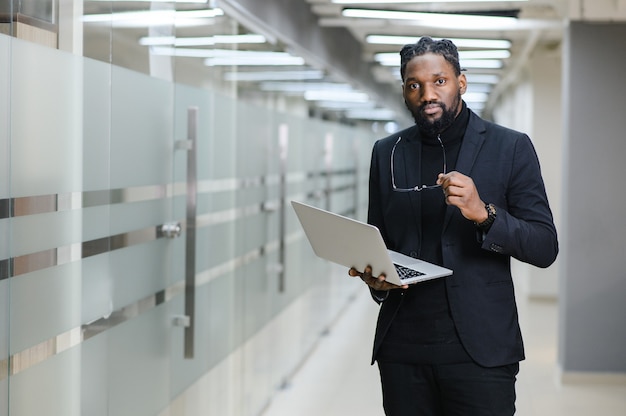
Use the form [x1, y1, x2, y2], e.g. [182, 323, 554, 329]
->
[400, 37, 462, 81]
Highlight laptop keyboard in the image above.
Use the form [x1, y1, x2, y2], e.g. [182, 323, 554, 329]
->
[394, 264, 425, 280]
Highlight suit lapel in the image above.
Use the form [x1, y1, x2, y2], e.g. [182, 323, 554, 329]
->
[443, 112, 486, 230]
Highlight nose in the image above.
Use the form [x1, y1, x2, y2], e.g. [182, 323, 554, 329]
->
[421, 83, 438, 102]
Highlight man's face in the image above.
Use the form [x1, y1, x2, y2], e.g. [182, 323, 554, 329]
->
[402, 53, 466, 136]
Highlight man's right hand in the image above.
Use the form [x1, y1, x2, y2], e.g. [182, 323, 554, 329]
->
[348, 266, 409, 291]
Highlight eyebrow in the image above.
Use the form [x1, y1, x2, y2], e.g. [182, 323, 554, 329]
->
[404, 72, 449, 82]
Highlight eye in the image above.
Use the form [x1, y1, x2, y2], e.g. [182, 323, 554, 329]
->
[435, 78, 446, 86]
[407, 82, 420, 90]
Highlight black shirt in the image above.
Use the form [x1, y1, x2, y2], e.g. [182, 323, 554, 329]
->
[377, 103, 473, 364]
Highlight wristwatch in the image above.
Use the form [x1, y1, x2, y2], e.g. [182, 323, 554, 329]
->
[475, 203, 497, 229]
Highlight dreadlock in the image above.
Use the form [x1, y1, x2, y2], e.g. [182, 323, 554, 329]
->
[400, 37, 462, 81]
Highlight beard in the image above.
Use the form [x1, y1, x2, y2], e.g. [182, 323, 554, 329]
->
[407, 92, 462, 137]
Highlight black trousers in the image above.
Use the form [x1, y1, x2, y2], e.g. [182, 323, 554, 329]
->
[377, 361, 519, 416]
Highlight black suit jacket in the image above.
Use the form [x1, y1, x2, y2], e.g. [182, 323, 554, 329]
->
[367, 110, 558, 367]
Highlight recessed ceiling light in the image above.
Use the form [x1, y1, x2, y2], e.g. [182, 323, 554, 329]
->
[343, 9, 517, 29]
[334, 0, 525, 3]
[223, 71, 325, 82]
[366, 35, 512, 50]
[259, 82, 354, 93]
[82, 8, 223, 27]
[139, 34, 266, 47]
[304, 90, 370, 102]
[374, 51, 509, 66]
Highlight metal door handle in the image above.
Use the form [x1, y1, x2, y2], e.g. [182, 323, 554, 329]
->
[183, 107, 198, 359]
[160, 222, 182, 239]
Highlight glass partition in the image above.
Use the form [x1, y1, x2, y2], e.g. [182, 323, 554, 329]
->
[0, 1, 380, 415]
[1, 31, 10, 416]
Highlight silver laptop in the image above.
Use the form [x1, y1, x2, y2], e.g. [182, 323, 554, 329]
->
[291, 201, 452, 286]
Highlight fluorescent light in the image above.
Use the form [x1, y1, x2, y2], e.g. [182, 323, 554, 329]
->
[463, 92, 489, 102]
[88, 0, 208, 2]
[461, 59, 503, 69]
[344, 109, 397, 121]
[366, 35, 512, 49]
[139, 36, 176, 46]
[259, 82, 354, 93]
[460, 50, 511, 60]
[224, 71, 325, 82]
[139, 34, 266, 47]
[375, 50, 509, 66]
[466, 84, 492, 94]
[211, 34, 266, 44]
[205, 57, 305, 66]
[148, 47, 216, 58]
[466, 74, 500, 84]
[149, 47, 305, 66]
[334, 0, 524, 3]
[343, 9, 517, 29]
[315, 101, 377, 110]
[82, 8, 223, 27]
[304, 90, 370, 102]
[374, 52, 400, 66]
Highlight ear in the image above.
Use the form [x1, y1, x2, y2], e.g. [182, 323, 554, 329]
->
[459, 73, 468, 95]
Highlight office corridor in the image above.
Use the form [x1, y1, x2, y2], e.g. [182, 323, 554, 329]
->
[262, 284, 626, 416]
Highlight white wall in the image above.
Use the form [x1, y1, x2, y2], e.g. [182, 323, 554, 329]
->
[490, 46, 563, 300]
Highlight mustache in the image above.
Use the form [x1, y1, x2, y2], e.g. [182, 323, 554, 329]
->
[419, 101, 446, 111]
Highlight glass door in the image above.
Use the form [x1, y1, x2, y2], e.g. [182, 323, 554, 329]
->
[0, 2, 381, 414]
[81, 2, 184, 415]
[0, 1, 186, 414]
[0, 14, 11, 416]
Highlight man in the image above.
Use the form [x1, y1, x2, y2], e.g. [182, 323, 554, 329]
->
[349, 37, 558, 415]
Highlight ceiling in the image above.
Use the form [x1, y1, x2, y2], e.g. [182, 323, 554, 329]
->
[78, 1, 620, 126]
[302, 0, 567, 121]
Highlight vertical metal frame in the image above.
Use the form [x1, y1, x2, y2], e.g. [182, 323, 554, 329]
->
[277, 124, 288, 292]
[184, 107, 198, 359]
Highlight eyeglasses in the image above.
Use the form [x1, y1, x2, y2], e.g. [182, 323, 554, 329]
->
[391, 135, 447, 192]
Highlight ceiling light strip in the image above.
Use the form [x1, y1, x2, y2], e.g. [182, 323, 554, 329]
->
[333, 0, 525, 3]
[343, 9, 516, 24]
[223, 70, 325, 81]
[366, 35, 512, 49]
[139, 34, 266, 47]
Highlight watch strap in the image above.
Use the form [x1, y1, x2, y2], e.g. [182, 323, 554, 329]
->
[475, 203, 496, 229]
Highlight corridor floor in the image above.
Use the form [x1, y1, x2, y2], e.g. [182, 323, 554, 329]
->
[262, 285, 626, 416]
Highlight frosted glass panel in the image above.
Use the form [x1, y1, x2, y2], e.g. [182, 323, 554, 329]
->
[7, 39, 83, 385]
[2, 24, 383, 416]
[0, 34, 9, 416]
[208, 92, 237, 180]
[108, 307, 171, 416]
[82, 57, 112, 191]
[0, 34, 9, 198]
[81, 56, 114, 341]
[0, 280, 7, 416]
[110, 67, 174, 189]
[10, 263, 81, 352]
[11, 38, 83, 196]
[9, 347, 81, 416]
[8, 38, 84, 416]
